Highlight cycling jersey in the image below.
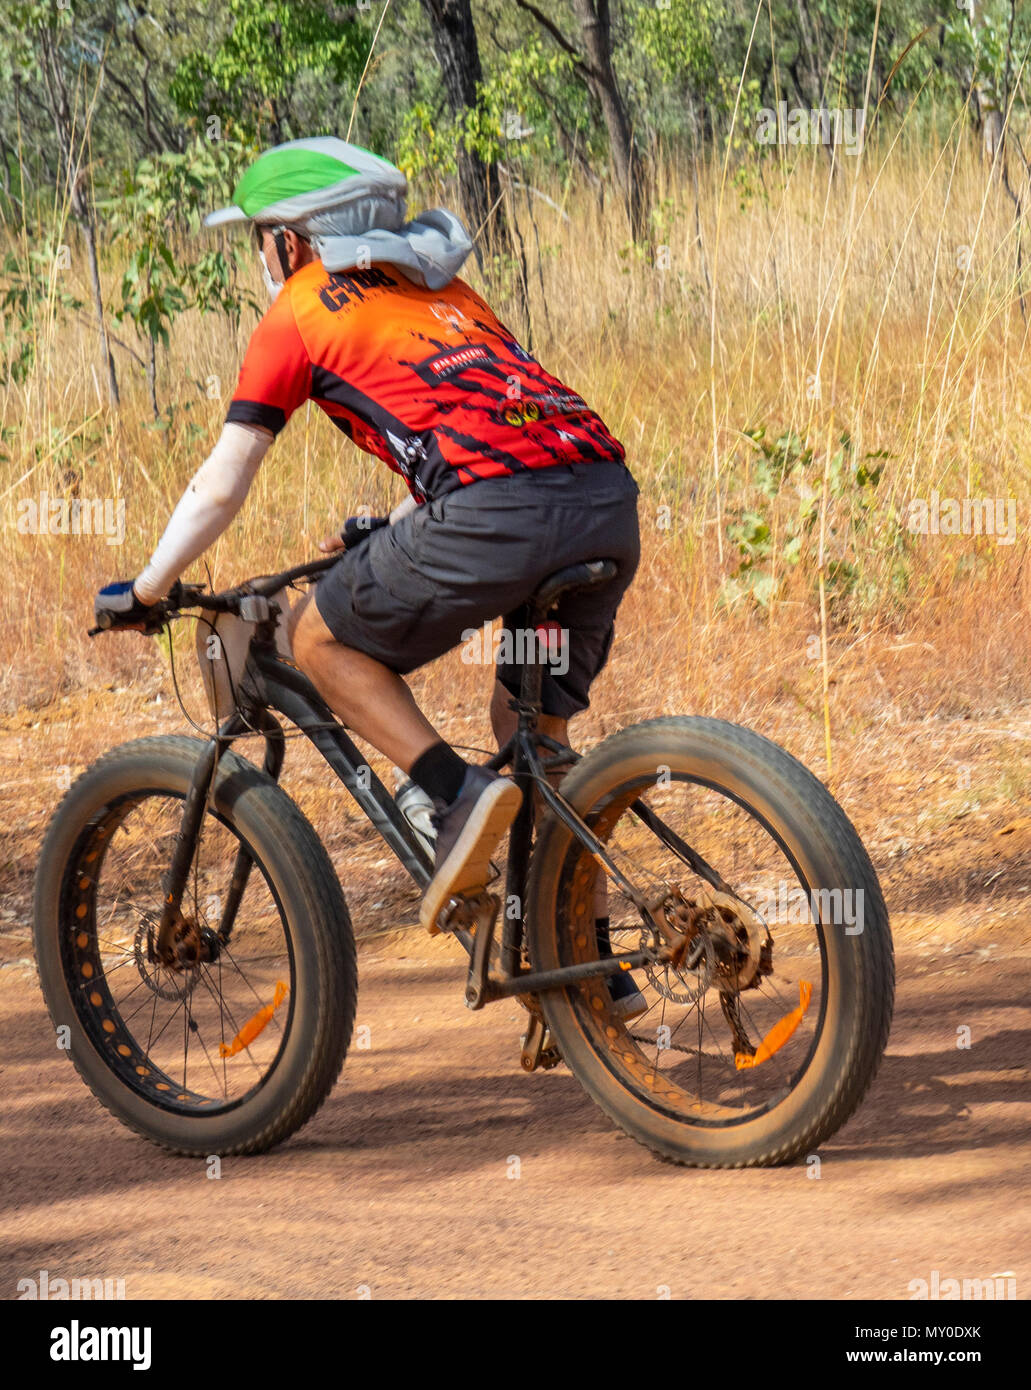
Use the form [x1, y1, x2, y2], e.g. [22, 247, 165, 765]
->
[226, 260, 625, 502]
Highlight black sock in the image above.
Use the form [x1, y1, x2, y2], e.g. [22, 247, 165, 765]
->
[595, 915, 612, 955]
[410, 740, 469, 807]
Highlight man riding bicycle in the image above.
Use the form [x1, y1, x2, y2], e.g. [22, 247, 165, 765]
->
[95, 138, 642, 1013]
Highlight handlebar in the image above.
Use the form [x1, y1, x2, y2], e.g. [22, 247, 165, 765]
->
[88, 554, 342, 637]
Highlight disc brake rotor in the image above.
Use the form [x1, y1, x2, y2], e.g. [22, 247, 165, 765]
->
[133, 916, 203, 1002]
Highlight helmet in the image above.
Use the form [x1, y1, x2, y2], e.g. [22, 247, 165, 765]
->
[205, 135, 473, 293]
[204, 136, 407, 231]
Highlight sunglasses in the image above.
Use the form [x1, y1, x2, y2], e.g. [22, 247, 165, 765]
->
[253, 223, 310, 246]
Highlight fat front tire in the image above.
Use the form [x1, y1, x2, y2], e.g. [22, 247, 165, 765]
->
[33, 736, 356, 1156]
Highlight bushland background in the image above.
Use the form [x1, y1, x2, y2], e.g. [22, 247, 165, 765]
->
[3, 0, 1031, 917]
[0, 1, 1028, 1301]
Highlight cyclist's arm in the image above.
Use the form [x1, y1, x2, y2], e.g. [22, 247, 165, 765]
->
[134, 297, 311, 604]
[133, 423, 272, 603]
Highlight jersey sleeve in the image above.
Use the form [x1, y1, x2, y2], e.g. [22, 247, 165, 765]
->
[226, 296, 312, 436]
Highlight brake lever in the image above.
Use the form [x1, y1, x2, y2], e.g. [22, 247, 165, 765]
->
[88, 579, 188, 639]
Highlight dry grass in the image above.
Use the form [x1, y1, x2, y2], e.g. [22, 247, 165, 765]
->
[3, 127, 1031, 783]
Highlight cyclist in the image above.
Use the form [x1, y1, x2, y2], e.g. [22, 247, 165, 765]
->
[95, 138, 643, 1014]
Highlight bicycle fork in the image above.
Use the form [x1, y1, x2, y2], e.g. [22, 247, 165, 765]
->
[153, 711, 284, 966]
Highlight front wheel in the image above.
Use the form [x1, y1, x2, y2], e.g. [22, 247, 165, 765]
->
[33, 735, 356, 1156]
[525, 716, 894, 1168]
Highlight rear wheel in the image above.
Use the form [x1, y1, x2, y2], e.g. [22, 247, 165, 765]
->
[33, 735, 356, 1155]
[525, 716, 893, 1167]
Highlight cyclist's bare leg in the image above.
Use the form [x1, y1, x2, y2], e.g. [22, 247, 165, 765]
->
[489, 677, 568, 762]
[291, 593, 441, 773]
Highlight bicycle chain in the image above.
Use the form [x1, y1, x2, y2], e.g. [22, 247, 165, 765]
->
[626, 1031, 721, 1057]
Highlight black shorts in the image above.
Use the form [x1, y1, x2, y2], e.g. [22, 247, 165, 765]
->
[313, 459, 641, 718]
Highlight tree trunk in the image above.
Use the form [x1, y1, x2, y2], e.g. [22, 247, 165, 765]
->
[146, 329, 158, 421]
[570, 0, 648, 239]
[80, 202, 120, 409]
[418, 0, 510, 261]
[794, 0, 822, 106]
[515, 0, 648, 239]
[35, 23, 120, 407]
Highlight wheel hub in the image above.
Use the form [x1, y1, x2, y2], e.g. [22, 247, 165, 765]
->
[133, 916, 220, 1000]
[643, 885, 771, 1003]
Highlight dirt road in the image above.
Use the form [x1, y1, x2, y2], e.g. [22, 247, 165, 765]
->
[2, 696, 1029, 1300]
[1, 921, 1027, 1300]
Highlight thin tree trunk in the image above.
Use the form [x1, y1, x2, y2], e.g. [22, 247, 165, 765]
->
[517, 0, 648, 239]
[0, 129, 13, 201]
[146, 333, 158, 420]
[419, 0, 509, 260]
[81, 201, 120, 407]
[418, 0, 529, 330]
[795, 0, 822, 105]
[569, 0, 647, 238]
[35, 23, 119, 407]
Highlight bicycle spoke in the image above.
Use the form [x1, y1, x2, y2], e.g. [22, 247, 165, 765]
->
[556, 770, 826, 1123]
[70, 789, 292, 1108]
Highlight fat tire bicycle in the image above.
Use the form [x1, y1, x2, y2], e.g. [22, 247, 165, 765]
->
[33, 554, 894, 1166]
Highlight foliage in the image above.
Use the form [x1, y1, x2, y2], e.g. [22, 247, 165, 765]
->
[0, 243, 83, 384]
[5, 1, 1031, 220]
[720, 425, 906, 618]
[99, 137, 260, 406]
[168, 0, 368, 141]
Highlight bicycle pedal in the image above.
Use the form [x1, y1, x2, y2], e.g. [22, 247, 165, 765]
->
[436, 894, 473, 934]
[519, 1015, 562, 1072]
[438, 890, 495, 935]
[538, 1034, 562, 1070]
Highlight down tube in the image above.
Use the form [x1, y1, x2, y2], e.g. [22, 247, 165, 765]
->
[256, 649, 434, 888]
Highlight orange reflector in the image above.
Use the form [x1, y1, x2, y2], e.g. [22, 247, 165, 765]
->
[218, 981, 289, 1058]
[735, 980, 812, 1070]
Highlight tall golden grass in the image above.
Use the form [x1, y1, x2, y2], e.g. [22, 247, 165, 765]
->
[3, 124, 1030, 779]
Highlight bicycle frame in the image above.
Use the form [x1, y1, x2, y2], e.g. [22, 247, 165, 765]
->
[155, 587, 666, 1005]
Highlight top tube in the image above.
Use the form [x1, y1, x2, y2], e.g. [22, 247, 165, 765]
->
[175, 555, 342, 614]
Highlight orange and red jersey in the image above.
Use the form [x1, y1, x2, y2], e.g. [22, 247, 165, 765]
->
[226, 260, 625, 502]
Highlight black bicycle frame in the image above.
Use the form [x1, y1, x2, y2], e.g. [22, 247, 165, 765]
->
[156, 600, 663, 1001]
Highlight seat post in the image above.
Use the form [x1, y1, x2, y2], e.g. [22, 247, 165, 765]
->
[516, 618, 546, 726]
[500, 559, 617, 976]
[500, 609, 552, 978]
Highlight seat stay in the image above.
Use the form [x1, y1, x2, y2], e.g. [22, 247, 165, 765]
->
[519, 736, 653, 915]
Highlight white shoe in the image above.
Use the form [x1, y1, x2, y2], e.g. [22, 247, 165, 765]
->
[419, 768, 521, 934]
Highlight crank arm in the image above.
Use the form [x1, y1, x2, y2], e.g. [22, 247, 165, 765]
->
[520, 1012, 547, 1071]
[486, 946, 659, 1001]
[461, 892, 501, 1011]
